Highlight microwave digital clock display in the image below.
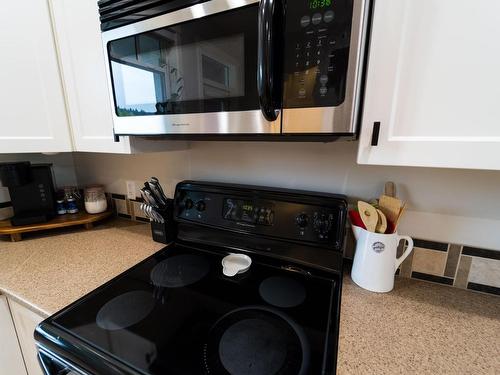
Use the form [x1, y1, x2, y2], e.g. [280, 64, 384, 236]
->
[309, 0, 332, 10]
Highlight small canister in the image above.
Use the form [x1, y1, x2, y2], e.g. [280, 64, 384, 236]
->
[56, 199, 66, 215]
[66, 197, 79, 214]
[84, 185, 108, 214]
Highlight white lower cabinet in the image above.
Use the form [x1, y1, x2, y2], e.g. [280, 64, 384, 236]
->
[8, 299, 44, 375]
[0, 296, 27, 375]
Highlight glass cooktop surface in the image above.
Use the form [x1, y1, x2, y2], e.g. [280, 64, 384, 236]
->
[52, 244, 337, 374]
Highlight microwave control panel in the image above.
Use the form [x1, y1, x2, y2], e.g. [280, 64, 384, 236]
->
[282, 0, 354, 108]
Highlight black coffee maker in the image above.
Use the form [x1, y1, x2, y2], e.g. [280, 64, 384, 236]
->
[0, 162, 56, 226]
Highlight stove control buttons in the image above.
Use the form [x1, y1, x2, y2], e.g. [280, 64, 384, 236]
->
[295, 213, 309, 228]
[313, 212, 333, 239]
[195, 200, 206, 212]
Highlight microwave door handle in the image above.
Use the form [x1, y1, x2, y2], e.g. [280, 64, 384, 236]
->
[257, 0, 284, 122]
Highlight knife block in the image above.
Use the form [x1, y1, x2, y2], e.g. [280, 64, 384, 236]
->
[150, 199, 176, 244]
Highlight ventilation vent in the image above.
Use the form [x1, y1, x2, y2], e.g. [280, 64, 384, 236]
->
[98, 0, 206, 31]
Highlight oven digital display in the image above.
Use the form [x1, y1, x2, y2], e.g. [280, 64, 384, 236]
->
[223, 198, 274, 225]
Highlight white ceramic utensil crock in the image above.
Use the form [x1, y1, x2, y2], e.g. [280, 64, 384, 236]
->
[351, 225, 414, 292]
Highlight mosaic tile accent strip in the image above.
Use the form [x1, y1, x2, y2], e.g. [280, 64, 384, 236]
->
[344, 228, 500, 297]
[412, 239, 448, 252]
[444, 244, 462, 277]
[454, 256, 472, 289]
[109, 192, 151, 224]
[412, 247, 447, 276]
[404, 240, 499, 296]
[411, 271, 453, 285]
[462, 246, 500, 260]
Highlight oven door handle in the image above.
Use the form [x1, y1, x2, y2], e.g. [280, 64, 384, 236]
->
[257, 0, 284, 122]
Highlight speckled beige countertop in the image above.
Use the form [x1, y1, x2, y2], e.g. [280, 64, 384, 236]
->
[338, 276, 500, 374]
[0, 219, 164, 317]
[0, 219, 498, 374]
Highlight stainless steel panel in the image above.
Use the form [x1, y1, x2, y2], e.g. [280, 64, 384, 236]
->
[101, 0, 259, 43]
[282, 0, 369, 134]
[101, 0, 281, 135]
[112, 110, 281, 135]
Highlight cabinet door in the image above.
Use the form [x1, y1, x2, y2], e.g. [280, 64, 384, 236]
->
[357, 0, 500, 170]
[50, 0, 131, 153]
[9, 299, 44, 375]
[0, 296, 28, 375]
[0, 0, 73, 153]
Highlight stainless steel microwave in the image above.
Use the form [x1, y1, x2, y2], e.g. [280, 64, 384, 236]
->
[99, 0, 369, 138]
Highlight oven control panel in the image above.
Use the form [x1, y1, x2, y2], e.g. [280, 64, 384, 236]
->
[174, 182, 347, 249]
[282, 0, 353, 108]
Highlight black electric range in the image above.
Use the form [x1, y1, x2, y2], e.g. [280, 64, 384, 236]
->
[35, 181, 347, 375]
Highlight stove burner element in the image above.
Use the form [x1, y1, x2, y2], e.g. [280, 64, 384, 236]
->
[96, 291, 155, 331]
[150, 254, 210, 288]
[219, 319, 286, 375]
[259, 276, 306, 308]
[204, 306, 310, 375]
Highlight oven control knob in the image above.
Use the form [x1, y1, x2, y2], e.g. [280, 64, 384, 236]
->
[313, 213, 332, 239]
[296, 213, 309, 228]
[195, 200, 206, 212]
[184, 199, 194, 209]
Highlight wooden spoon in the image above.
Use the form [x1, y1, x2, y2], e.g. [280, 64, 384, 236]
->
[375, 209, 388, 234]
[358, 201, 378, 232]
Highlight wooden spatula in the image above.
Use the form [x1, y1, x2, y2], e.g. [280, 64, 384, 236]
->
[378, 195, 402, 224]
[393, 202, 407, 231]
[358, 201, 378, 232]
[384, 181, 396, 198]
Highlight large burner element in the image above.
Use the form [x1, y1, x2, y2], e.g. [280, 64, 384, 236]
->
[203, 306, 310, 375]
[96, 291, 155, 331]
[150, 254, 210, 288]
[259, 276, 306, 308]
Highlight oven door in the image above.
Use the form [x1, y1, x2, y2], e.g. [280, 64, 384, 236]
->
[102, 0, 280, 135]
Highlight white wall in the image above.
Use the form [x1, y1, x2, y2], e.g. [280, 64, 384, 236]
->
[71, 141, 500, 249]
[188, 141, 500, 249]
[73, 146, 190, 199]
[188, 141, 500, 219]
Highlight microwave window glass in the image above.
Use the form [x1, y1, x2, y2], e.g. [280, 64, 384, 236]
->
[107, 5, 258, 116]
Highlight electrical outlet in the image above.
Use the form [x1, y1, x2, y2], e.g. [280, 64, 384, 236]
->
[126, 180, 136, 200]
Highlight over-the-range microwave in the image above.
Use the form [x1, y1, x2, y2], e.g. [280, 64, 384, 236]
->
[99, 0, 370, 139]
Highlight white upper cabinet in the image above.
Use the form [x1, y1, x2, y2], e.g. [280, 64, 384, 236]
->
[50, 0, 132, 153]
[0, 0, 73, 153]
[357, 0, 500, 170]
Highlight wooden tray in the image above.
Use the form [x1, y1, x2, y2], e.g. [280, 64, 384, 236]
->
[0, 210, 113, 242]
